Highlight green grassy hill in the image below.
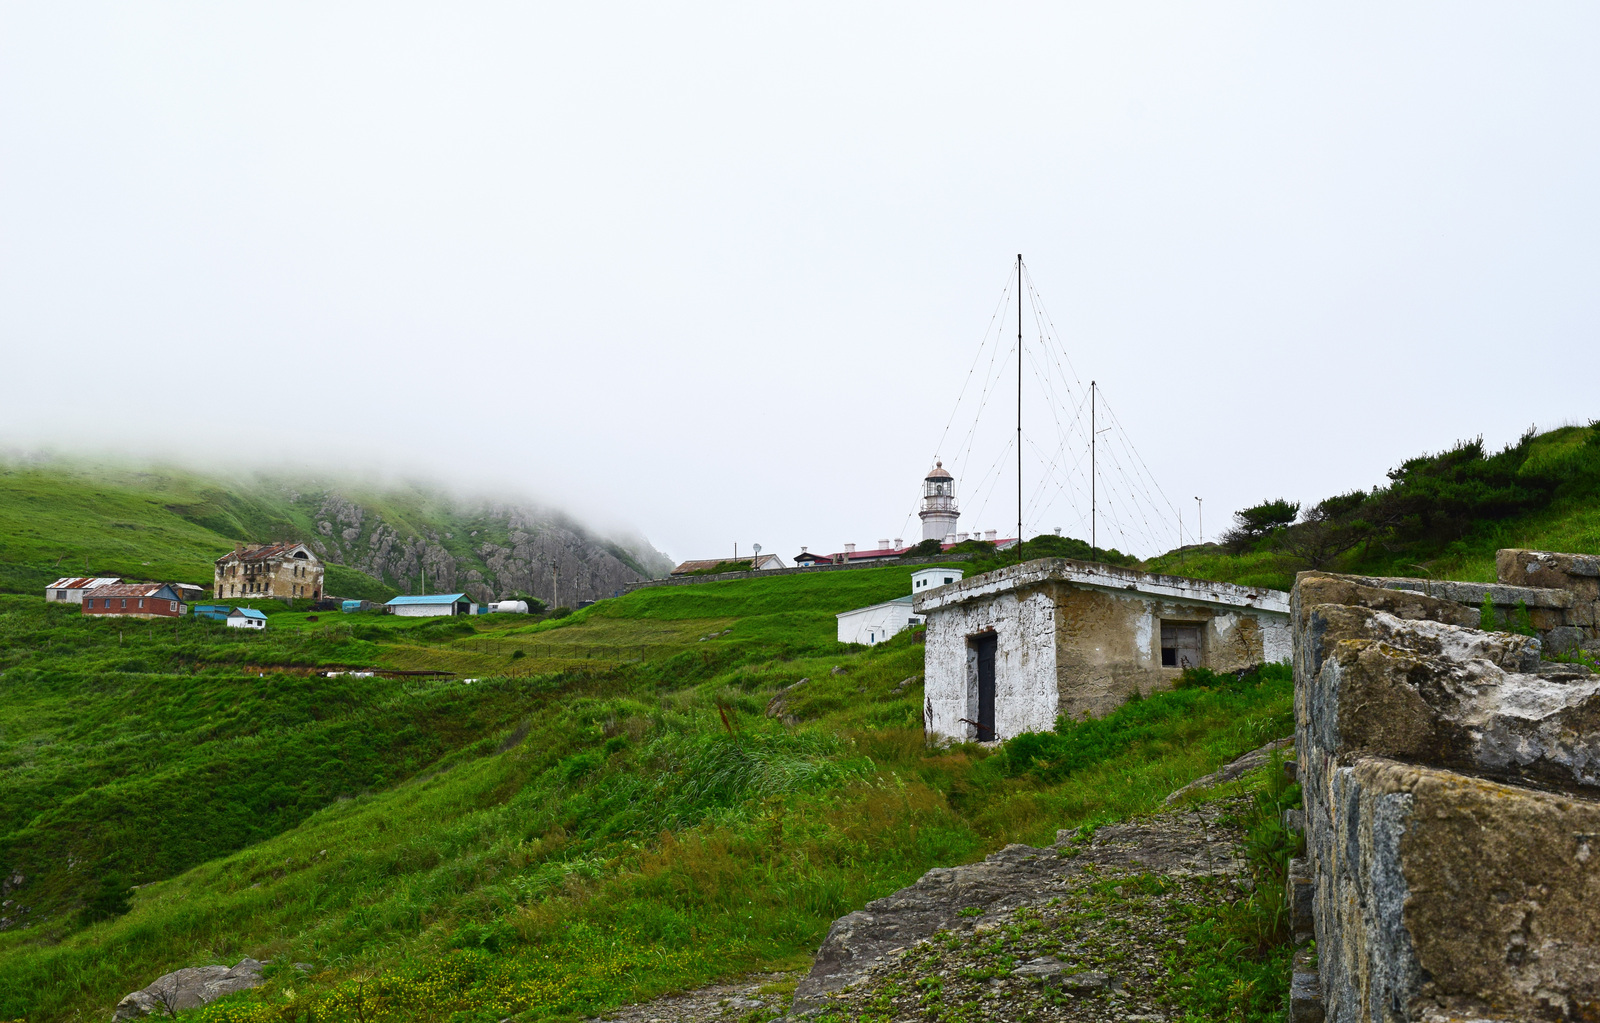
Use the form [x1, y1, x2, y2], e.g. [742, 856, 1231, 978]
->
[0, 564, 1296, 1022]
[0, 458, 671, 604]
[1146, 422, 1600, 591]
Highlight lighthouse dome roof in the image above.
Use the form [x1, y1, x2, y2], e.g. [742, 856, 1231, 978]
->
[924, 461, 953, 481]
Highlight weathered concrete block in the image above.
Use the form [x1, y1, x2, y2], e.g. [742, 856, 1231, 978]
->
[1286, 856, 1314, 940]
[1498, 548, 1600, 603]
[1529, 605, 1567, 632]
[1544, 625, 1585, 656]
[1293, 573, 1478, 629]
[1309, 757, 1600, 1023]
[1290, 970, 1326, 1023]
[1565, 597, 1598, 629]
[1297, 605, 1600, 792]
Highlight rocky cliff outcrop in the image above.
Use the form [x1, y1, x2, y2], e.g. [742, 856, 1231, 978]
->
[282, 489, 670, 606]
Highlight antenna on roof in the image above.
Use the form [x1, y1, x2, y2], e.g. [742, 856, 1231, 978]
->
[1016, 253, 1023, 564]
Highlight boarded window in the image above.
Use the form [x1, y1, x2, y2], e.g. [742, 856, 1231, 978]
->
[1161, 622, 1203, 669]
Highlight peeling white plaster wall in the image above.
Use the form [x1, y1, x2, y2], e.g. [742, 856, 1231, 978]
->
[924, 587, 1058, 743]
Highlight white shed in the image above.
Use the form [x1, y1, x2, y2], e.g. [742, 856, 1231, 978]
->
[911, 567, 963, 594]
[227, 607, 268, 630]
[837, 596, 921, 646]
[386, 593, 479, 617]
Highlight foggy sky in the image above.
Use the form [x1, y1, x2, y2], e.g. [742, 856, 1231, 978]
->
[4, 4, 1598, 566]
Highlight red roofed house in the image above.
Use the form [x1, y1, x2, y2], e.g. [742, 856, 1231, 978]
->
[82, 583, 188, 619]
[214, 542, 324, 600]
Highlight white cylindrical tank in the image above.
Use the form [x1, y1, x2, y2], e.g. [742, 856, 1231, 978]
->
[490, 600, 529, 614]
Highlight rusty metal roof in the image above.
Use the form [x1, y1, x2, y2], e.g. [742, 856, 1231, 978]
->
[90, 583, 179, 599]
[216, 541, 313, 564]
[48, 577, 120, 590]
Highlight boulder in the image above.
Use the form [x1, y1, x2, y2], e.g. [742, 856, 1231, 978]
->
[112, 959, 264, 1020]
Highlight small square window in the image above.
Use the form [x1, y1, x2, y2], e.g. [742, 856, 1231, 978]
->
[1160, 622, 1203, 669]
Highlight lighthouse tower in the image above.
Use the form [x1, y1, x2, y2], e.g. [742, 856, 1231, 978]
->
[918, 462, 960, 541]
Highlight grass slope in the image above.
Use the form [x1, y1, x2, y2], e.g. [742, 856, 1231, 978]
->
[0, 564, 1293, 1023]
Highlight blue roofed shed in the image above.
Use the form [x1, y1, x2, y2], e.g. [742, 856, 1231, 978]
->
[385, 593, 478, 617]
[193, 604, 233, 622]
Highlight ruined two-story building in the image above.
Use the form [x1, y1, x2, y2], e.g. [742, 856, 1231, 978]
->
[213, 542, 324, 600]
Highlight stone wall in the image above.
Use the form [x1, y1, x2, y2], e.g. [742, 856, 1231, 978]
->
[1293, 558, 1600, 1022]
[1341, 547, 1600, 657]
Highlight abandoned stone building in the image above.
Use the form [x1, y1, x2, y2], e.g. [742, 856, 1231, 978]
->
[213, 542, 324, 600]
[1291, 550, 1600, 1023]
[913, 558, 1290, 742]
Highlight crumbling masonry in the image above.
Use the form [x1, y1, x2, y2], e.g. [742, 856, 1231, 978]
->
[1292, 550, 1600, 1022]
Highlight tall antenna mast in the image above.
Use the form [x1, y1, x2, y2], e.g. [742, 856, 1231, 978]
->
[1016, 254, 1023, 563]
[1091, 381, 1097, 562]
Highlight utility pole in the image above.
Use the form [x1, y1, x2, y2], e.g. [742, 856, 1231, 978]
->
[1017, 254, 1024, 563]
[1090, 381, 1097, 562]
[1195, 497, 1204, 547]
